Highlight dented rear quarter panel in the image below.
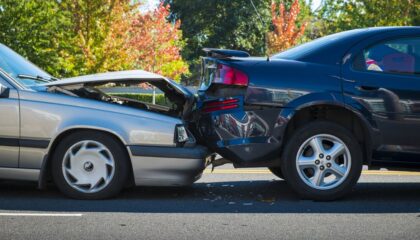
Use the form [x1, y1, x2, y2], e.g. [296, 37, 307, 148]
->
[197, 58, 345, 166]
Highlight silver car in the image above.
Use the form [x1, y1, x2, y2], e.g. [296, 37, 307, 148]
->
[0, 43, 209, 199]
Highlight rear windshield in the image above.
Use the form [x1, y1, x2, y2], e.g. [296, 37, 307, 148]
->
[272, 29, 366, 60]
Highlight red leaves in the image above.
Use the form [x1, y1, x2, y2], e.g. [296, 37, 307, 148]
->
[63, 1, 187, 81]
[267, 0, 307, 54]
[129, 3, 188, 81]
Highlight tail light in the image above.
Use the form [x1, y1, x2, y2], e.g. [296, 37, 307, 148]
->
[214, 64, 248, 86]
[202, 98, 239, 113]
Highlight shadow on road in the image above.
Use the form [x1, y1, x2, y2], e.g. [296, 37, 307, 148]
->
[0, 180, 419, 214]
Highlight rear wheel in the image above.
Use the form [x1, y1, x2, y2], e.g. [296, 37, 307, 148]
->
[281, 121, 362, 201]
[52, 131, 129, 199]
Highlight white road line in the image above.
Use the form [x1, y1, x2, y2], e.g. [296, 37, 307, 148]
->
[0, 213, 83, 217]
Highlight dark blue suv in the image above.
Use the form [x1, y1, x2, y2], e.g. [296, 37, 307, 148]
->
[195, 27, 420, 200]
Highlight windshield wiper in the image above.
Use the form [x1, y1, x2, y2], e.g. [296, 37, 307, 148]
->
[17, 74, 58, 83]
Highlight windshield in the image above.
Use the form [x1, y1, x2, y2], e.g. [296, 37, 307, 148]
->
[0, 44, 54, 87]
[272, 29, 366, 60]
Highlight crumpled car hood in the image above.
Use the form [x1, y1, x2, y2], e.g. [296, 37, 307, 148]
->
[44, 69, 193, 98]
[43, 70, 195, 119]
[44, 70, 166, 87]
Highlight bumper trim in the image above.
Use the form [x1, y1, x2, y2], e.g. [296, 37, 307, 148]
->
[128, 145, 208, 159]
[128, 145, 209, 187]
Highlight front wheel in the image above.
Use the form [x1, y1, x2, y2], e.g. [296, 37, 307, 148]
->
[52, 131, 129, 199]
[280, 121, 363, 201]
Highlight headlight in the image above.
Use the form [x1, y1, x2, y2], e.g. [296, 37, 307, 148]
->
[176, 125, 189, 143]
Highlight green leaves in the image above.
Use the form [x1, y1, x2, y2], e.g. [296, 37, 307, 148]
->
[165, 0, 269, 59]
[0, 0, 187, 80]
[1, 0, 416, 84]
[0, 0, 73, 77]
[318, 0, 419, 35]
[164, 0, 313, 84]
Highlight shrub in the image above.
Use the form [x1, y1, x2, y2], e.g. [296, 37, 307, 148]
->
[110, 93, 169, 106]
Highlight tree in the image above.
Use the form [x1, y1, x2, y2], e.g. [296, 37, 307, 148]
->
[267, 0, 307, 54]
[164, 0, 312, 84]
[0, 0, 73, 77]
[59, 0, 137, 76]
[129, 3, 189, 82]
[165, 0, 270, 60]
[0, 0, 138, 77]
[0, 0, 188, 80]
[318, 0, 420, 35]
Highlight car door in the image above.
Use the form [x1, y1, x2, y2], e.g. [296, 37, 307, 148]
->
[343, 35, 420, 164]
[0, 74, 20, 168]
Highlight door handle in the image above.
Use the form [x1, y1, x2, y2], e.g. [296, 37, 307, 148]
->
[356, 85, 379, 91]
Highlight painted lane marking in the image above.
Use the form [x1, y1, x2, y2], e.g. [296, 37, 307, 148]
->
[204, 169, 420, 176]
[0, 213, 83, 217]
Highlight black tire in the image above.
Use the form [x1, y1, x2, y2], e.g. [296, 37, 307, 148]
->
[269, 167, 284, 179]
[280, 121, 363, 201]
[51, 131, 129, 199]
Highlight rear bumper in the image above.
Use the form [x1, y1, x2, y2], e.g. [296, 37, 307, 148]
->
[128, 145, 210, 186]
[195, 107, 285, 165]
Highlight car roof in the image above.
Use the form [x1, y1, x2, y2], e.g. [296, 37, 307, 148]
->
[309, 27, 420, 64]
[274, 27, 420, 65]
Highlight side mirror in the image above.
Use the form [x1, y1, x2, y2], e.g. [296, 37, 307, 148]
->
[0, 83, 9, 98]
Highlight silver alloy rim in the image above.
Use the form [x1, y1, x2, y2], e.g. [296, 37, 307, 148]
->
[62, 140, 115, 194]
[295, 134, 351, 190]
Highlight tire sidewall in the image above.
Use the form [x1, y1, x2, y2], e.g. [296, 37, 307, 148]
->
[281, 121, 363, 200]
[52, 131, 129, 199]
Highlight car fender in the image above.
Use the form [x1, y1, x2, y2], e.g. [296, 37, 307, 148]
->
[277, 92, 380, 152]
[38, 124, 129, 190]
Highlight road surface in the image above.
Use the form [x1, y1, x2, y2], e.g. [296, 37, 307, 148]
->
[1, 165, 419, 240]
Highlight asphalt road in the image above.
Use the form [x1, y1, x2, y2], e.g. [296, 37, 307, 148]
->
[1, 165, 420, 240]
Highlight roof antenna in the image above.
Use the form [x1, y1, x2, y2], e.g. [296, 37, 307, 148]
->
[249, 0, 270, 61]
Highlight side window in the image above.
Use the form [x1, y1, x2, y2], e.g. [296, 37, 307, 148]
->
[353, 37, 420, 76]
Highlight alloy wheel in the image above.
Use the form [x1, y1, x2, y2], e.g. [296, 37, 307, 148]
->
[295, 134, 351, 190]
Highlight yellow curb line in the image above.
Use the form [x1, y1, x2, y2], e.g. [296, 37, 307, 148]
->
[203, 169, 420, 176]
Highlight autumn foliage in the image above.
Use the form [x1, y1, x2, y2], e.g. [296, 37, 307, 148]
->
[7, 0, 189, 81]
[59, 0, 136, 75]
[130, 4, 189, 81]
[267, 0, 307, 54]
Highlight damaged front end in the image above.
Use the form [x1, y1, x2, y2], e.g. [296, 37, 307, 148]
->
[44, 70, 195, 120]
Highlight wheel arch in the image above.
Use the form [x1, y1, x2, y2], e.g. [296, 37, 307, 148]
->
[281, 102, 376, 165]
[38, 127, 134, 189]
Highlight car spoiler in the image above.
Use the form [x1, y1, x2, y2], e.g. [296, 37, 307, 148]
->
[203, 48, 250, 58]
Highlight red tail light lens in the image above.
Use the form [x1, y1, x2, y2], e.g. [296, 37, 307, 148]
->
[202, 98, 239, 113]
[214, 64, 248, 86]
